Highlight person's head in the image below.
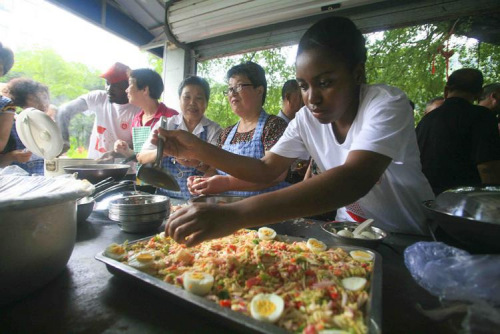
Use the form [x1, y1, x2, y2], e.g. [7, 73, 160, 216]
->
[126, 68, 164, 106]
[0, 43, 14, 77]
[178, 76, 210, 121]
[444, 68, 483, 102]
[225, 61, 266, 117]
[3, 78, 50, 112]
[281, 79, 304, 120]
[100, 62, 130, 104]
[479, 83, 500, 114]
[296, 16, 367, 124]
[424, 96, 444, 115]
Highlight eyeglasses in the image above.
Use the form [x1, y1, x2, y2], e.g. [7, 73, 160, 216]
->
[224, 83, 254, 96]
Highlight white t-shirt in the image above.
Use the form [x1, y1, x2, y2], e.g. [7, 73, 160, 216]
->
[142, 113, 222, 151]
[81, 91, 141, 159]
[271, 84, 434, 235]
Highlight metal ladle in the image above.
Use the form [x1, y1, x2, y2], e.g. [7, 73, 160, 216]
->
[136, 120, 180, 191]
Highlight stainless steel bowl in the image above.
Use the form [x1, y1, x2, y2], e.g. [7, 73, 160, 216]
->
[108, 195, 170, 215]
[321, 221, 387, 248]
[189, 195, 246, 204]
[423, 186, 500, 253]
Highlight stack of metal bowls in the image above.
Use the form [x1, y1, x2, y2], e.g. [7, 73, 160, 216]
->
[108, 195, 170, 233]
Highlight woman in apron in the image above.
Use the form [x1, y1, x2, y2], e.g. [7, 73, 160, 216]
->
[139, 76, 222, 199]
[187, 61, 290, 197]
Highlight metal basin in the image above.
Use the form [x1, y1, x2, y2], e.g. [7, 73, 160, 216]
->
[423, 186, 500, 253]
[64, 164, 130, 184]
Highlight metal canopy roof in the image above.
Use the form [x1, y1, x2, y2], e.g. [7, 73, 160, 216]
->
[47, 0, 500, 61]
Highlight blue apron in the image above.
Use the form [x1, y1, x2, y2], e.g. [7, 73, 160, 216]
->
[8, 121, 44, 175]
[157, 125, 208, 199]
[219, 110, 289, 197]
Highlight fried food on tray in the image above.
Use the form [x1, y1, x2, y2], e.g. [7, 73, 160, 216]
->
[105, 229, 373, 334]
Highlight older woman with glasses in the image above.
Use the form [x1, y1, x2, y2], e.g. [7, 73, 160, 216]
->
[187, 61, 290, 197]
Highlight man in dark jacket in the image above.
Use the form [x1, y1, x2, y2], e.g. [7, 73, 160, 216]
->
[416, 68, 500, 195]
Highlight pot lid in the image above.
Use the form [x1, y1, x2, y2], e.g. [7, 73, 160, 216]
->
[433, 186, 500, 224]
[15, 108, 63, 160]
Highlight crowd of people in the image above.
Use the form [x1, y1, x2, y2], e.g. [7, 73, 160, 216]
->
[1, 16, 499, 245]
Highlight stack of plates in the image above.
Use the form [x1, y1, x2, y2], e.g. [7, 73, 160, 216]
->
[108, 195, 170, 233]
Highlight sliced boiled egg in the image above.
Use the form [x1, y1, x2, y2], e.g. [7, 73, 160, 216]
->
[258, 227, 276, 240]
[359, 231, 377, 239]
[104, 243, 126, 261]
[183, 271, 214, 296]
[250, 293, 284, 323]
[158, 231, 166, 239]
[337, 229, 354, 238]
[349, 250, 374, 262]
[128, 251, 156, 272]
[307, 238, 327, 252]
[341, 277, 367, 291]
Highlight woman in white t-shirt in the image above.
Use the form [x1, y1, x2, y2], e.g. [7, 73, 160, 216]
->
[155, 16, 434, 246]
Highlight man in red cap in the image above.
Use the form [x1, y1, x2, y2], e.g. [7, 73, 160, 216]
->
[57, 62, 141, 159]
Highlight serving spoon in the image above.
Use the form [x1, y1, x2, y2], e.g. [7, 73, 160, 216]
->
[136, 119, 180, 191]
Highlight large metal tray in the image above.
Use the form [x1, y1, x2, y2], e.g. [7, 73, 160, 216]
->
[95, 233, 382, 334]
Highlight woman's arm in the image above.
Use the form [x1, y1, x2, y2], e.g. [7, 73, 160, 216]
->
[166, 150, 391, 246]
[157, 129, 290, 183]
[0, 112, 14, 152]
[56, 98, 88, 153]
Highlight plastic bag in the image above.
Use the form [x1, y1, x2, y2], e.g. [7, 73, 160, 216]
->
[404, 241, 500, 305]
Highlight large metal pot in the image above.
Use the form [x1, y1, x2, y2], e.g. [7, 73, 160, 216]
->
[423, 186, 500, 253]
[0, 175, 93, 305]
[64, 164, 130, 184]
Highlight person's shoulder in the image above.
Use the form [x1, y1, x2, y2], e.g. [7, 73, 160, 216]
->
[266, 114, 288, 127]
[363, 84, 406, 100]
[200, 115, 222, 129]
[158, 102, 179, 116]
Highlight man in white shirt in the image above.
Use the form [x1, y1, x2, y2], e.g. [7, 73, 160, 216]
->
[57, 62, 141, 159]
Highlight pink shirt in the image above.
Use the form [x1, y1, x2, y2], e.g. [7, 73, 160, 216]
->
[131, 103, 179, 130]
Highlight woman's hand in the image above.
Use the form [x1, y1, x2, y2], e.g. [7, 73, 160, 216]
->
[136, 150, 156, 164]
[11, 149, 32, 163]
[113, 140, 132, 156]
[165, 203, 242, 247]
[187, 175, 231, 195]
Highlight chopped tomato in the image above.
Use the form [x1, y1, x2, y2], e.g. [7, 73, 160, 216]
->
[305, 269, 316, 276]
[304, 324, 317, 334]
[219, 299, 231, 308]
[211, 244, 222, 251]
[329, 291, 339, 300]
[227, 245, 237, 252]
[295, 301, 304, 309]
[245, 276, 261, 288]
[333, 269, 343, 276]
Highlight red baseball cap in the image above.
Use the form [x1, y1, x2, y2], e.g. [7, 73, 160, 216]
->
[100, 62, 130, 84]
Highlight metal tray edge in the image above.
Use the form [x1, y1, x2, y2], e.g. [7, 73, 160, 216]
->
[95, 233, 382, 334]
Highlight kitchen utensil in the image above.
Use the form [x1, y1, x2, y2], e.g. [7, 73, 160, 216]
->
[422, 186, 500, 253]
[122, 155, 138, 164]
[15, 108, 63, 160]
[64, 164, 130, 184]
[77, 196, 95, 223]
[95, 233, 382, 334]
[108, 195, 170, 233]
[322, 221, 387, 248]
[0, 175, 93, 305]
[137, 118, 180, 191]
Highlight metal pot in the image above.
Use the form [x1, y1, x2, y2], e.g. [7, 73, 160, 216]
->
[45, 158, 96, 177]
[0, 175, 93, 305]
[77, 196, 95, 223]
[64, 164, 130, 184]
[423, 186, 500, 253]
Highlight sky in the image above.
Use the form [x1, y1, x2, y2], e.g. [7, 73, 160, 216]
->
[0, 0, 152, 72]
